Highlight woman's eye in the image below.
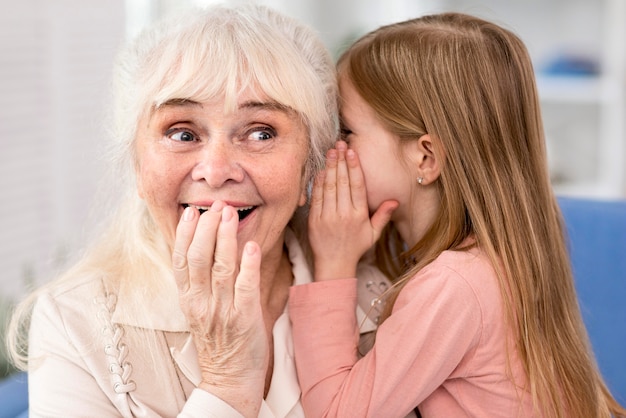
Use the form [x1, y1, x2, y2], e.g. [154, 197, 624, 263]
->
[249, 128, 274, 141]
[168, 129, 197, 142]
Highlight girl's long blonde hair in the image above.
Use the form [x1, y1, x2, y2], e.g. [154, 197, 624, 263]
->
[339, 12, 625, 418]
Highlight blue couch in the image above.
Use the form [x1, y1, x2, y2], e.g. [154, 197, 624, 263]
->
[0, 372, 28, 418]
[559, 196, 626, 404]
[0, 196, 624, 415]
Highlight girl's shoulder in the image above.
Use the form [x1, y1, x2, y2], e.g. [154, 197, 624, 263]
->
[398, 246, 502, 319]
[425, 245, 496, 289]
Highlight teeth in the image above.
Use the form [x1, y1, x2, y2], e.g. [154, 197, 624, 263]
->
[192, 205, 210, 211]
[183, 204, 254, 212]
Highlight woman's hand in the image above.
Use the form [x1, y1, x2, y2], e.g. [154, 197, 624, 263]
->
[308, 141, 398, 281]
[172, 201, 268, 418]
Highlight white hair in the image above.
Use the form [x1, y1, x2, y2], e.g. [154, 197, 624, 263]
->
[6, 3, 338, 369]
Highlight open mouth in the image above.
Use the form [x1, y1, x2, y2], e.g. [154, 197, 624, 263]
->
[182, 204, 256, 221]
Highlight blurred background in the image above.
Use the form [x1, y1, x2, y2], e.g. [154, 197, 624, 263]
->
[1, 0, 625, 378]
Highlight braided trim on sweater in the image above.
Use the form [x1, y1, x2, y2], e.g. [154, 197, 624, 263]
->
[94, 292, 137, 394]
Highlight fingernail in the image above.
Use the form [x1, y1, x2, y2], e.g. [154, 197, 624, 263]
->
[211, 200, 225, 212]
[183, 206, 194, 221]
[245, 241, 257, 255]
[327, 149, 337, 159]
[347, 149, 355, 159]
[222, 206, 234, 222]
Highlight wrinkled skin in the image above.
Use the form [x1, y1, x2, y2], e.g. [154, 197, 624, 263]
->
[134, 89, 310, 417]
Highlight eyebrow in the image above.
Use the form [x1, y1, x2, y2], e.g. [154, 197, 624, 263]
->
[239, 100, 295, 115]
[154, 98, 203, 111]
[154, 98, 295, 114]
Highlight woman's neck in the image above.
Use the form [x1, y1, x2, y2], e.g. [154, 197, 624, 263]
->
[258, 243, 293, 397]
[259, 245, 292, 321]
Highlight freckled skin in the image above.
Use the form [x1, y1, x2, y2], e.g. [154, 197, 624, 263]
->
[134, 89, 309, 263]
[135, 89, 311, 409]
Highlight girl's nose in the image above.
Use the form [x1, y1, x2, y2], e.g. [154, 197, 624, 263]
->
[190, 140, 245, 187]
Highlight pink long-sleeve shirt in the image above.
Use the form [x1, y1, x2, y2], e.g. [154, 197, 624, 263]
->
[289, 246, 537, 418]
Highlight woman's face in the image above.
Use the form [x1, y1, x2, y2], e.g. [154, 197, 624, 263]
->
[135, 88, 309, 259]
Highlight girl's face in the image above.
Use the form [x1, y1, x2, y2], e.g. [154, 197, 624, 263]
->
[339, 77, 420, 237]
[134, 88, 309, 259]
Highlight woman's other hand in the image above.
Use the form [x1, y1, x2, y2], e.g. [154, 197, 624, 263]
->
[172, 201, 267, 418]
[308, 141, 398, 281]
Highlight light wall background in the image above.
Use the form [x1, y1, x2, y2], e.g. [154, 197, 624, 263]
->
[1, 0, 624, 303]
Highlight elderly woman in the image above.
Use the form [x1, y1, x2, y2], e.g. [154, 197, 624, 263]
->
[5, 4, 356, 417]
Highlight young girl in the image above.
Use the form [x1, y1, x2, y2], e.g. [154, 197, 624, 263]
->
[289, 12, 626, 418]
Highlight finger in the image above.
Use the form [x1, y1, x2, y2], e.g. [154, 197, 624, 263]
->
[322, 148, 338, 214]
[345, 148, 368, 212]
[211, 205, 239, 308]
[172, 206, 200, 293]
[309, 170, 326, 221]
[370, 200, 399, 242]
[234, 241, 262, 312]
[335, 141, 352, 214]
[187, 201, 225, 292]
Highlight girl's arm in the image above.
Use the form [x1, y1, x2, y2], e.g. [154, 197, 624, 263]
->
[293, 143, 482, 417]
[289, 268, 482, 418]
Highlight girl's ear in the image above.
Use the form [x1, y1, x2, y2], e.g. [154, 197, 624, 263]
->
[414, 134, 442, 185]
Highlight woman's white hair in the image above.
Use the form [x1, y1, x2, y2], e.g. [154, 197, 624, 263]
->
[110, 3, 337, 194]
[6, 3, 337, 369]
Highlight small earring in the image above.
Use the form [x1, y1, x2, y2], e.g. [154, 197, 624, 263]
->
[417, 177, 424, 185]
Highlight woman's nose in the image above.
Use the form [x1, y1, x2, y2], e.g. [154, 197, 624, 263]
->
[191, 140, 245, 187]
